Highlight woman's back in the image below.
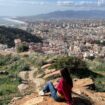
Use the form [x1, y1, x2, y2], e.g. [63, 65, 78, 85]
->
[57, 78, 73, 105]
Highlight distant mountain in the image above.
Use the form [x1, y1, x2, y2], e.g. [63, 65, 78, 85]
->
[18, 10, 105, 22]
[0, 26, 42, 47]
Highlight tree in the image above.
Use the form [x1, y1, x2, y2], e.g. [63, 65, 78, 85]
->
[16, 43, 29, 53]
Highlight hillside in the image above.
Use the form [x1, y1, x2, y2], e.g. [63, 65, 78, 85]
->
[0, 52, 105, 105]
[17, 10, 105, 22]
[0, 26, 42, 47]
[9, 54, 105, 105]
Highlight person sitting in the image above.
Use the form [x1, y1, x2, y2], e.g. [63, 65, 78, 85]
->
[39, 68, 73, 105]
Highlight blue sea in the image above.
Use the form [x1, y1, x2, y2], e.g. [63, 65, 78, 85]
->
[0, 17, 26, 26]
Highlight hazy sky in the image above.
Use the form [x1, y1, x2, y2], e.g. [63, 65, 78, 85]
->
[0, 0, 105, 16]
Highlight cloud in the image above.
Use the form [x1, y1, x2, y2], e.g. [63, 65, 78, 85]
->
[57, 1, 74, 6]
[0, 0, 105, 9]
[57, 0, 105, 8]
[0, 0, 48, 6]
[97, 0, 105, 6]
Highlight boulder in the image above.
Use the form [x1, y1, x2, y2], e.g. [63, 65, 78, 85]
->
[18, 84, 29, 94]
[28, 69, 38, 81]
[41, 64, 52, 69]
[43, 70, 60, 80]
[73, 78, 94, 88]
[18, 71, 29, 81]
[33, 78, 46, 92]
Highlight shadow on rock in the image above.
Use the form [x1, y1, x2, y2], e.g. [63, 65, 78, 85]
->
[73, 97, 93, 105]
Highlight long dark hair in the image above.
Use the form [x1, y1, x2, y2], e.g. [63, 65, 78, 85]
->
[60, 68, 73, 87]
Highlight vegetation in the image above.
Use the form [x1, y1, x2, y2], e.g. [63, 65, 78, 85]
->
[0, 53, 105, 104]
[94, 40, 105, 46]
[16, 43, 29, 53]
[27, 52, 48, 67]
[49, 56, 105, 91]
[0, 26, 42, 47]
[0, 54, 30, 105]
[50, 56, 98, 78]
[94, 76, 105, 92]
[26, 54, 105, 92]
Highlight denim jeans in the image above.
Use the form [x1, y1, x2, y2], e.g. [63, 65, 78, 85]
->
[43, 81, 64, 102]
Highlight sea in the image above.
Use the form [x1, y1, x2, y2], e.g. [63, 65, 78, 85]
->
[0, 17, 26, 27]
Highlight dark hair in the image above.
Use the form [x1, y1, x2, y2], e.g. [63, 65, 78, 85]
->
[60, 68, 73, 87]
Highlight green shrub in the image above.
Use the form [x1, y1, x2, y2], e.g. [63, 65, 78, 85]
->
[0, 54, 29, 104]
[0, 54, 19, 66]
[87, 59, 105, 73]
[27, 52, 47, 67]
[94, 40, 105, 46]
[50, 56, 87, 69]
[16, 43, 29, 53]
[50, 56, 99, 78]
[8, 60, 30, 75]
[94, 63, 105, 72]
[94, 77, 105, 92]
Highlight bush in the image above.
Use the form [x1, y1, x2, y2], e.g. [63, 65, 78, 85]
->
[16, 43, 29, 53]
[0, 54, 29, 104]
[94, 77, 105, 92]
[51, 56, 87, 69]
[0, 54, 19, 66]
[50, 56, 99, 78]
[27, 52, 47, 67]
[8, 60, 30, 75]
[94, 40, 105, 46]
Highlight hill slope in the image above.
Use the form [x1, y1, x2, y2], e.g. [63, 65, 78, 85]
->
[0, 26, 42, 47]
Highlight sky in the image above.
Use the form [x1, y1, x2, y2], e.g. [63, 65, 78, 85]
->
[0, 0, 105, 16]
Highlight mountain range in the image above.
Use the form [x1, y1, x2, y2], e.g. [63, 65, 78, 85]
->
[17, 10, 105, 22]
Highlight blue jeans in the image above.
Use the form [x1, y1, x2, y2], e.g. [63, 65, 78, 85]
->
[43, 81, 64, 102]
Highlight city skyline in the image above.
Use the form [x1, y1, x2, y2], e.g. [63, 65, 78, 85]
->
[0, 0, 105, 16]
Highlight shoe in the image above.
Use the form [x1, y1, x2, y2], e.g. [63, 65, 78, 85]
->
[39, 90, 45, 96]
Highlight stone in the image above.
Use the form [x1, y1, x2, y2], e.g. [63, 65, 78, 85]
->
[33, 78, 46, 92]
[18, 71, 29, 81]
[18, 84, 29, 94]
[43, 70, 60, 80]
[74, 78, 94, 88]
[23, 97, 43, 105]
[41, 64, 52, 69]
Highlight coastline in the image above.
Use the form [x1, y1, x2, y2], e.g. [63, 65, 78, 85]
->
[3, 17, 26, 24]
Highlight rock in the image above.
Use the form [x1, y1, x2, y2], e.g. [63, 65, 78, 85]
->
[9, 97, 22, 105]
[23, 97, 43, 105]
[18, 84, 29, 94]
[74, 78, 94, 88]
[44, 69, 56, 74]
[43, 70, 60, 80]
[10, 97, 22, 102]
[41, 64, 52, 69]
[18, 71, 29, 81]
[28, 69, 38, 81]
[33, 78, 46, 92]
[36, 72, 45, 78]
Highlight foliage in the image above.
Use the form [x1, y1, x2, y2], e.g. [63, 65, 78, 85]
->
[94, 40, 105, 46]
[0, 26, 42, 47]
[86, 59, 105, 72]
[0, 54, 19, 66]
[0, 54, 29, 105]
[50, 56, 99, 78]
[16, 43, 29, 53]
[27, 52, 47, 67]
[51, 56, 87, 70]
[8, 62, 30, 75]
[94, 77, 105, 92]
